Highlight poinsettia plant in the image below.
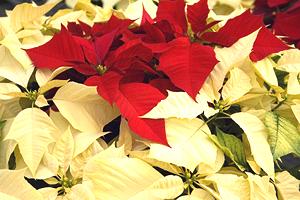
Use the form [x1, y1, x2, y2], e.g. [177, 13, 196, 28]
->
[0, 0, 299, 199]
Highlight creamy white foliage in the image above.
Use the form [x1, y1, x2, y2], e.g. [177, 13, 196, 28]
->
[129, 150, 182, 175]
[1, 1, 299, 199]
[231, 112, 275, 178]
[0, 45, 33, 87]
[8, 1, 59, 32]
[178, 189, 215, 200]
[0, 169, 43, 200]
[5, 108, 60, 175]
[72, 131, 104, 158]
[63, 182, 96, 200]
[70, 141, 104, 179]
[277, 49, 300, 73]
[38, 187, 58, 200]
[0, 29, 32, 70]
[83, 145, 184, 200]
[291, 103, 300, 124]
[53, 82, 119, 133]
[35, 67, 70, 87]
[247, 173, 277, 200]
[142, 91, 203, 119]
[202, 173, 277, 200]
[0, 98, 22, 120]
[149, 118, 224, 173]
[287, 72, 300, 95]
[203, 29, 259, 100]
[0, 83, 21, 100]
[123, 0, 158, 24]
[222, 68, 252, 102]
[117, 118, 133, 153]
[147, 175, 184, 199]
[35, 95, 49, 108]
[0, 119, 17, 169]
[204, 173, 250, 200]
[52, 127, 74, 173]
[49, 10, 93, 29]
[275, 171, 300, 200]
[252, 57, 278, 86]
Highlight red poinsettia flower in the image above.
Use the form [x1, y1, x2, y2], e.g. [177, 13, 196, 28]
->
[254, 0, 300, 48]
[27, 0, 290, 146]
[25, 0, 224, 146]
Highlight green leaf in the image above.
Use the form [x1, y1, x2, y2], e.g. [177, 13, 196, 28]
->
[264, 112, 300, 160]
[0, 120, 5, 130]
[210, 128, 247, 171]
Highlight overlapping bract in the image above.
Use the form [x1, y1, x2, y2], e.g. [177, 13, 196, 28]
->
[1, 0, 300, 200]
[25, 0, 289, 145]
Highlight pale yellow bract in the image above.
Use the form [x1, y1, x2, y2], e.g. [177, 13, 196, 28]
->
[0, 0, 299, 199]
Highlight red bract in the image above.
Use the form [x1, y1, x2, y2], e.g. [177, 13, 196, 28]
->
[156, 0, 187, 34]
[157, 37, 218, 100]
[115, 83, 168, 146]
[26, 26, 93, 74]
[202, 10, 264, 47]
[267, 0, 291, 7]
[26, 16, 133, 76]
[26, 0, 292, 146]
[85, 71, 122, 105]
[200, 8, 288, 61]
[254, 0, 300, 48]
[273, 2, 300, 41]
[250, 27, 290, 61]
[187, 0, 210, 34]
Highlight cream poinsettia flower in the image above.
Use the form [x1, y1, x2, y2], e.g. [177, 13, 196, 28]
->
[199, 172, 277, 200]
[1, 81, 119, 176]
[130, 117, 224, 197]
[0, 169, 43, 200]
[2, 104, 117, 198]
[178, 188, 215, 200]
[81, 144, 184, 200]
[148, 118, 224, 174]
[65, 0, 157, 24]
[241, 49, 300, 124]
[0, 1, 66, 90]
[231, 112, 275, 178]
[275, 171, 300, 200]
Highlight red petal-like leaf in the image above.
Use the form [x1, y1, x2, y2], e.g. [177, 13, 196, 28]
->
[72, 36, 97, 66]
[85, 71, 122, 105]
[156, 0, 187, 34]
[105, 39, 153, 71]
[273, 10, 300, 40]
[155, 20, 176, 42]
[94, 30, 117, 63]
[92, 15, 133, 37]
[150, 78, 181, 96]
[267, 0, 290, 7]
[129, 61, 158, 75]
[141, 21, 166, 43]
[158, 37, 218, 99]
[116, 83, 168, 145]
[250, 27, 290, 62]
[120, 70, 145, 84]
[187, 0, 210, 34]
[26, 26, 85, 70]
[141, 5, 154, 25]
[202, 10, 263, 47]
[67, 22, 84, 37]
